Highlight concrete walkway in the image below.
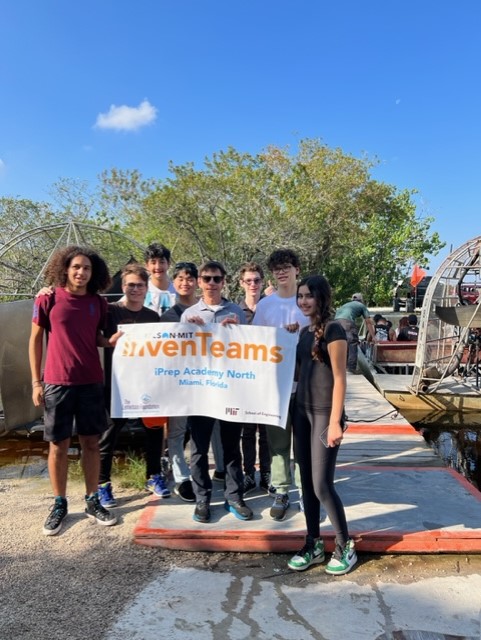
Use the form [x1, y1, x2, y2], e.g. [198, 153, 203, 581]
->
[105, 566, 481, 640]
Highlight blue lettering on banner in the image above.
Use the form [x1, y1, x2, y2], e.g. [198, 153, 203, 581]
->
[206, 380, 228, 388]
[227, 369, 256, 380]
[154, 368, 181, 377]
[183, 367, 224, 379]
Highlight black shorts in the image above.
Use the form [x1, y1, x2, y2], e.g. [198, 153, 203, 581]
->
[43, 383, 108, 443]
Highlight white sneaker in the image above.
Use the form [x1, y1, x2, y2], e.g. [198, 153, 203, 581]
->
[325, 539, 357, 575]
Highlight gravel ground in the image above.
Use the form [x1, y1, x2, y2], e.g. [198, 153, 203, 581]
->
[2, 469, 481, 640]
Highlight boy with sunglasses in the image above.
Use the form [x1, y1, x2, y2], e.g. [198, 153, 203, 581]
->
[180, 261, 250, 523]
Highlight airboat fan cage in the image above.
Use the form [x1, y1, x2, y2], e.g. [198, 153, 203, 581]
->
[0, 220, 146, 299]
[412, 236, 481, 394]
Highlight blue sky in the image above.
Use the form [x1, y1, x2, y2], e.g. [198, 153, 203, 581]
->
[1, 1, 480, 274]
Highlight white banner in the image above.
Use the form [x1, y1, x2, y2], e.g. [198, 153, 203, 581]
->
[111, 322, 298, 428]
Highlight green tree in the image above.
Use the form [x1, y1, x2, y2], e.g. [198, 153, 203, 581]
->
[111, 140, 443, 302]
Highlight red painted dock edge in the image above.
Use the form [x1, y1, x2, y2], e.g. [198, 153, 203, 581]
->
[133, 465, 481, 553]
[347, 423, 418, 435]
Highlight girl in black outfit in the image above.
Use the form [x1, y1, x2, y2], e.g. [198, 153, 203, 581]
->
[288, 275, 357, 575]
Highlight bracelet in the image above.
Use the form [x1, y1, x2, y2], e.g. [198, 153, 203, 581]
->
[32, 381, 43, 388]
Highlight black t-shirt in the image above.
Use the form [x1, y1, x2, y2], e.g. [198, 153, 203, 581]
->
[104, 303, 160, 404]
[159, 303, 189, 323]
[397, 325, 419, 341]
[295, 321, 346, 412]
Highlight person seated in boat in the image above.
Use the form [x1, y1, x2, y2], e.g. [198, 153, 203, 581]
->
[397, 314, 419, 341]
[395, 316, 409, 339]
[335, 293, 375, 373]
[367, 314, 394, 342]
[386, 320, 396, 340]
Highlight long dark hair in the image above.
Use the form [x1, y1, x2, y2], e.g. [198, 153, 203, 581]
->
[44, 245, 111, 294]
[297, 275, 334, 361]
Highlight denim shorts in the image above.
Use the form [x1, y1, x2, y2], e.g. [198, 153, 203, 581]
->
[43, 383, 108, 442]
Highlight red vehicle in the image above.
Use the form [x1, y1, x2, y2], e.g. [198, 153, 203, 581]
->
[460, 284, 480, 305]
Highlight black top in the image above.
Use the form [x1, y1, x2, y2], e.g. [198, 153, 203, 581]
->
[159, 303, 189, 323]
[106, 303, 160, 337]
[397, 325, 419, 341]
[104, 303, 160, 404]
[295, 321, 346, 412]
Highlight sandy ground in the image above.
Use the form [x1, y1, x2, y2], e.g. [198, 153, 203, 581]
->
[2, 468, 481, 640]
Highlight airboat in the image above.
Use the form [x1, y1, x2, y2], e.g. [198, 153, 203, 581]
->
[0, 220, 145, 436]
[366, 235, 481, 424]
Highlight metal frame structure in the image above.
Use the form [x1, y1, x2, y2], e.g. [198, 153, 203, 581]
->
[412, 236, 481, 394]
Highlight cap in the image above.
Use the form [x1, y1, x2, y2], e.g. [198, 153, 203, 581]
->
[352, 293, 364, 303]
[408, 314, 417, 325]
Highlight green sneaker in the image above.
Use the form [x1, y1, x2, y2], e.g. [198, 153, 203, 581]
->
[288, 537, 325, 571]
[325, 539, 357, 575]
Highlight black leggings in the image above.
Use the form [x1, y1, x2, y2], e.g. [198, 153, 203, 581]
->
[292, 404, 349, 546]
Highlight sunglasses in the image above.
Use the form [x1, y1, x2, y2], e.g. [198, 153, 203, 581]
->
[125, 282, 147, 289]
[243, 278, 261, 285]
[200, 275, 224, 283]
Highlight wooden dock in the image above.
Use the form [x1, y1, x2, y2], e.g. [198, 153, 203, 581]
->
[133, 373, 481, 553]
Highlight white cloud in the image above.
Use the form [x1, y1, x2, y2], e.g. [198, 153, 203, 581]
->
[94, 99, 157, 132]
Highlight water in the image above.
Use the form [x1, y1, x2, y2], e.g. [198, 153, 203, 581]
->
[1, 419, 481, 495]
[418, 425, 481, 491]
[0, 423, 146, 470]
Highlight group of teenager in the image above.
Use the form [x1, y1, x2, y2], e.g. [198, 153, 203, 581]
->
[29, 242, 358, 576]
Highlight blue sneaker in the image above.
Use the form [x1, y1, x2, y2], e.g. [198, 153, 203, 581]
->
[224, 500, 253, 521]
[145, 474, 171, 498]
[193, 500, 211, 523]
[98, 482, 117, 507]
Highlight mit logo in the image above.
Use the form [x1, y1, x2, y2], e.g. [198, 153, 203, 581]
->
[225, 407, 240, 416]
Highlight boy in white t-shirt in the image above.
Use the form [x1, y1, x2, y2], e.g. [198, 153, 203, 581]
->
[253, 249, 309, 521]
[143, 242, 176, 315]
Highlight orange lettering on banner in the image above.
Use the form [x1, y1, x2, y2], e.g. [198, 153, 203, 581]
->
[180, 340, 197, 356]
[210, 341, 224, 357]
[120, 333, 285, 364]
[163, 340, 179, 356]
[145, 341, 163, 356]
[226, 343, 242, 359]
[196, 332, 213, 356]
[269, 346, 283, 363]
[244, 343, 268, 361]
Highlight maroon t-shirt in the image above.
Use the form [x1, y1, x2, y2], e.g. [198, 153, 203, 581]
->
[32, 287, 108, 385]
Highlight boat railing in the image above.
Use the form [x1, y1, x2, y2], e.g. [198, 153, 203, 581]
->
[367, 340, 417, 375]
[413, 332, 470, 393]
